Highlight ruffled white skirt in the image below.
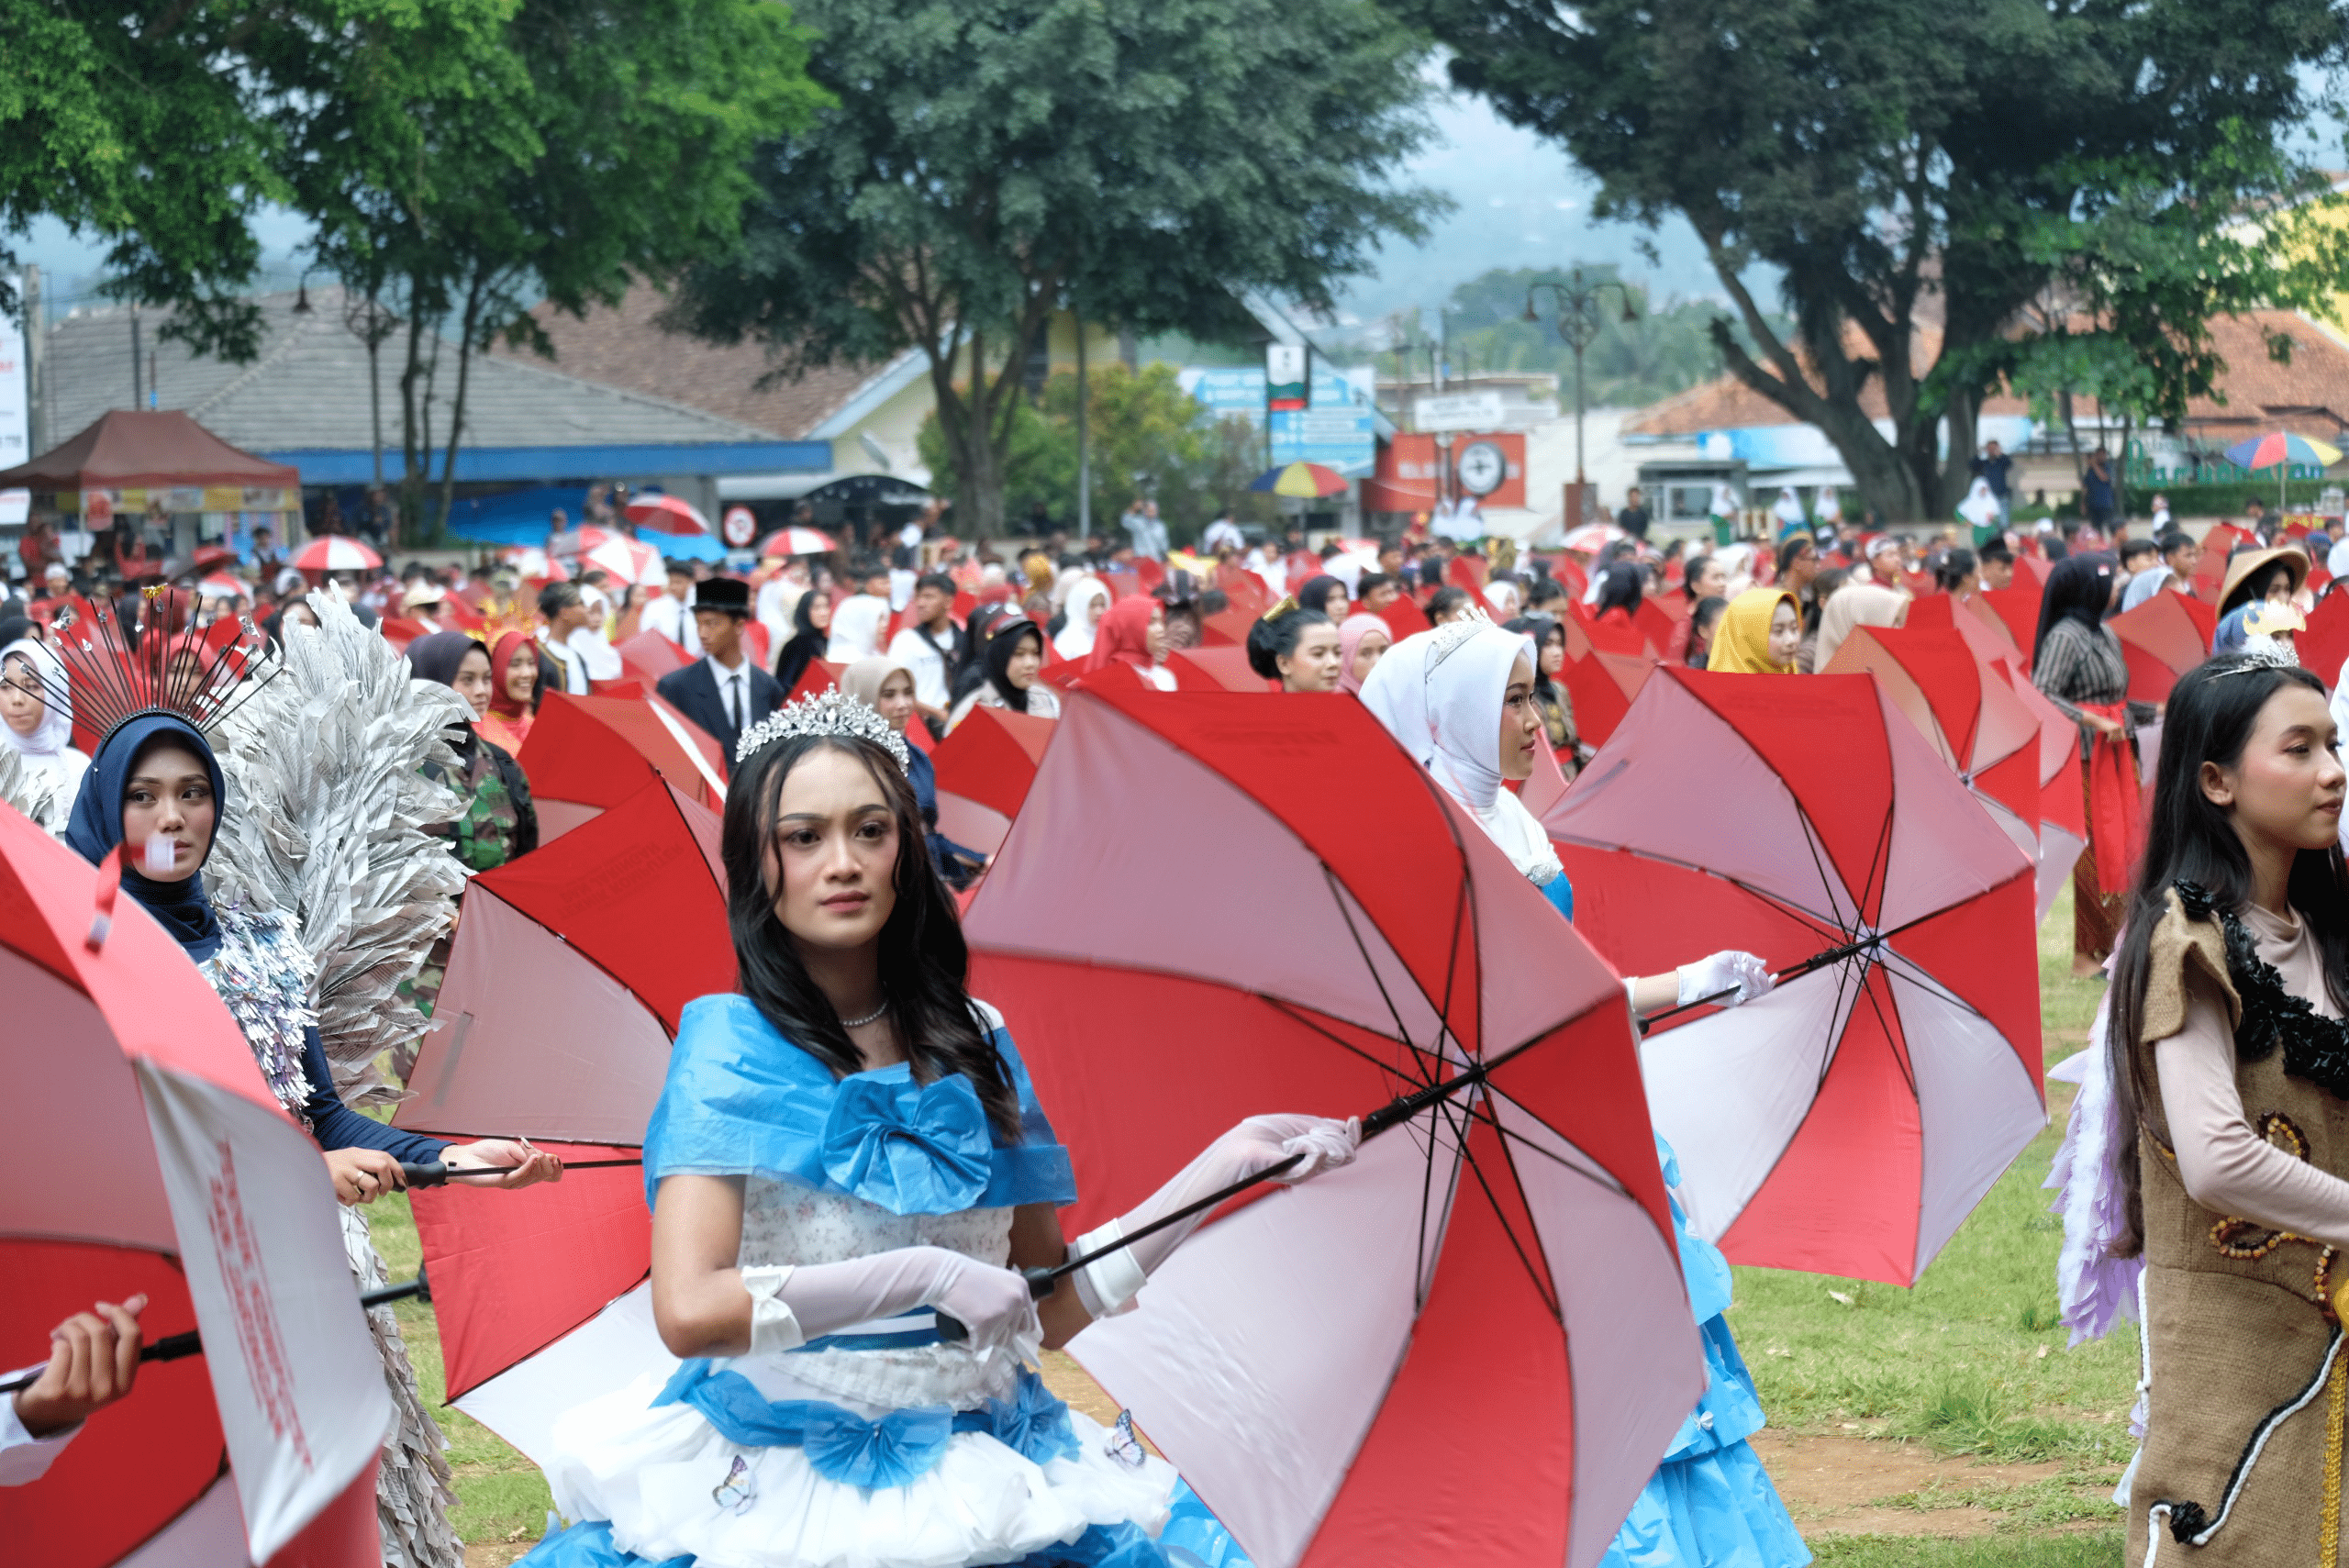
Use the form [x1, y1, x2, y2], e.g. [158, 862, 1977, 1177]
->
[540, 1368, 1177, 1568]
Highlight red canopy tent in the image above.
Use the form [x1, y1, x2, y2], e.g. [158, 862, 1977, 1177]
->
[0, 409, 301, 498]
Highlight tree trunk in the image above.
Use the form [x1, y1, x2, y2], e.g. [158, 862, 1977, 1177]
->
[437, 272, 486, 541]
[397, 295, 430, 547]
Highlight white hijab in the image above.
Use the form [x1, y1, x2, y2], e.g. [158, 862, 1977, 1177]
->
[1053, 577, 1110, 660]
[1361, 622, 1564, 887]
[1957, 478, 1999, 530]
[1, 639, 76, 760]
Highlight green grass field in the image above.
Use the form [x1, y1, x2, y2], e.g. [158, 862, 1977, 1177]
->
[367, 884, 2129, 1566]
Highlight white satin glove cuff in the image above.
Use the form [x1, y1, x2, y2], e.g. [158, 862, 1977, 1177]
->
[1071, 1218, 1147, 1318]
[740, 1264, 807, 1355]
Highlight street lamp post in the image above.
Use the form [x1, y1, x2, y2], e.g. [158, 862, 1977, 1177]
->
[1525, 269, 1640, 520]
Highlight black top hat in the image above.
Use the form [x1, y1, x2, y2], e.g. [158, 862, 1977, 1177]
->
[691, 577, 751, 616]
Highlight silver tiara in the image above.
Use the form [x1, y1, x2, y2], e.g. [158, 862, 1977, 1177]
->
[2208, 641, 2300, 678]
[735, 689, 910, 771]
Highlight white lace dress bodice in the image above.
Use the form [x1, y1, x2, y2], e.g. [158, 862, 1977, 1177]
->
[729, 1180, 1023, 1414]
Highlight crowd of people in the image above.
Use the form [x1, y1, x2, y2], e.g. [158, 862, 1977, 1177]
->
[8, 476, 2349, 1568]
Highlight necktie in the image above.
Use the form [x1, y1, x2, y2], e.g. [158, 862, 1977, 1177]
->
[728, 672, 742, 730]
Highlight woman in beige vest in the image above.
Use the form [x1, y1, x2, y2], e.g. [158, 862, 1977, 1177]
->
[2110, 648, 2349, 1564]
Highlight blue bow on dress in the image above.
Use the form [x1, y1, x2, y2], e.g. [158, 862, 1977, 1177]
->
[819, 1070, 995, 1216]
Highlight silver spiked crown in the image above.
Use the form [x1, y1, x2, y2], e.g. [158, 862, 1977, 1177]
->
[735, 688, 910, 772]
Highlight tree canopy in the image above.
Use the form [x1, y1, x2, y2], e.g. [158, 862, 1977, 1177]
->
[1397, 0, 2349, 520]
[672, 0, 1442, 534]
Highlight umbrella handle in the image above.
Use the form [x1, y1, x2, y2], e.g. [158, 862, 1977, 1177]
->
[0, 1278, 429, 1395]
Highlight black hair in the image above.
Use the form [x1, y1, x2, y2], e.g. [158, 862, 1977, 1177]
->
[1245, 602, 1333, 681]
[1594, 562, 1643, 617]
[2106, 658, 2349, 1256]
[1978, 539, 2015, 566]
[537, 581, 582, 617]
[1681, 553, 1715, 601]
[1687, 595, 1728, 665]
[1425, 585, 1470, 623]
[1803, 568, 1847, 633]
[1933, 547, 1977, 594]
[1294, 574, 1347, 619]
[2157, 530, 2195, 558]
[1503, 615, 1564, 699]
[915, 572, 955, 599]
[2032, 552, 2118, 662]
[721, 733, 1022, 1141]
[1775, 535, 1816, 579]
[1356, 572, 1394, 598]
[2119, 538, 2157, 569]
[1527, 575, 1569, 609]
[2223, 559, 2295, 616]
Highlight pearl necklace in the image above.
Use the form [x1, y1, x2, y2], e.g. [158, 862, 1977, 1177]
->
[841, 998, 890, 1029]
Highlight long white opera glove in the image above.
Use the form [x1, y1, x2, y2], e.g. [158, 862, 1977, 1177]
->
[738, 1245, 1040, 1358]
[1675, 950, 1775, 1008]
[1070, 1114, 1361, 1319]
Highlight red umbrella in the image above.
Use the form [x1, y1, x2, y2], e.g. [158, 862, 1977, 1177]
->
[753, 525, 838, 557]
[514, 690, 727, 835]
[1376, 595, 1431, 644]
[289, 537, 382, 573]
[966, 687, 1704, 1568]
[2108, 592, 2216, 703]
[0, 813, 388, 1565]
[1166, 645, 1275, 691]
[2194, 523, 2251, 602]
[393, 784, 731, 1452]
[1976, 585, 2043, 672]
[1541, 669, 2043, 1284]
[930, 706, 1056, 855]
[1198, 605, 1260, 648]
[1559, 647, 1657, 751]
[613, 628, 690, 690]
[1822, 626, 2043, 856]
[619, 494, 709, 536]
[2304, 590, 2349, 689]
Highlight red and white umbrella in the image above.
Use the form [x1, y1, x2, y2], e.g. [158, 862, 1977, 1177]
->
[930, 705, 1056, 855]
[1559, 522, 1627, 555]
[196, 572, 250, 600]
[513, 690, 727, 835]
[390, 783, 732, 1458]
[0, 811, 388, 1564]
[966, 688, 1703, 1568]
[753, 526, 838, 558]
[580, 533, 666, 588]
[1542, 668, 2044, 1285]
[497, 547, 569, 584]
[289, 537, 382, 573]
[619, 494, 709, 536]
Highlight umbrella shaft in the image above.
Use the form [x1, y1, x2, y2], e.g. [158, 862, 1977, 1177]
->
[0, 1280, 427, 1395]
[398, 1157, 642, 1187]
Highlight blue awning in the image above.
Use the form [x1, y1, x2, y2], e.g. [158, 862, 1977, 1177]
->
[257, 440, 830, 487]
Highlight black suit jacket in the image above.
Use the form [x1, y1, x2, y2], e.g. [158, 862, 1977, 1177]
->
[657, 658, 785, 774]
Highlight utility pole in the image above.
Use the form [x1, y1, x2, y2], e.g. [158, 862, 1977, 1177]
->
[1525, 268, 1640, 522]
[131, 308, 143, 411]
[22, 266, 43, 454]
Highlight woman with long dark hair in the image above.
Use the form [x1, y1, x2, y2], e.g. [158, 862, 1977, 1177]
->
[524, 695, 1357, 1568]
[2096, 654, 2349, 1565]
[773, 589, 832, 691]
[1505, 613, 1575, 764]
[2032, 551, 2139, 969]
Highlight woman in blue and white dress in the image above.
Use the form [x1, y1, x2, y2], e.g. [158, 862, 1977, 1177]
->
[523, 692, 1358, 1568]
[1360, 622, 1810, 1568]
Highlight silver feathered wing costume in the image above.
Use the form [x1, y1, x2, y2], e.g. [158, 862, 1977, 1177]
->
[0, 745, 61, 833]
[206, 591, 475, 1568]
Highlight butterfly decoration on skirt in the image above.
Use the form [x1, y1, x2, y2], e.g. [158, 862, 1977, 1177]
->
[1104, 1410, 1146, 1469]
[712, 1453, 756, 1514]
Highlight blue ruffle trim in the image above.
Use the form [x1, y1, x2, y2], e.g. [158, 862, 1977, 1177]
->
[520, 1518, 1175, 1568]
[643, 995, 1077, 1213]
[651, 1359, 1079, 1489]
[1598, 1431, 1811, 1568]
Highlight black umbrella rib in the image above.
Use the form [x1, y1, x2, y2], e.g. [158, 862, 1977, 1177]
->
[1319, 863, 1435, 1076]
[1440, 1090, 1562, 1319]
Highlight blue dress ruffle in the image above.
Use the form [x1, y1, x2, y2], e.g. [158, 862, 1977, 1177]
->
[642, 995, 1077, 1213]
[1597, 1144, 1809, 1568]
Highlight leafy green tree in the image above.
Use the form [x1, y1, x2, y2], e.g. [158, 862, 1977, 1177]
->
[918, 363, 1275, 541]
[673, 0, 1442, 535]
[269, 0, 822, 538]
[0, 1, 294, 348]
[1396, 0, 2349, 520]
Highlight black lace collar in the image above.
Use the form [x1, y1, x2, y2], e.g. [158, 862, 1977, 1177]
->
[2176, 880, 2349, 1098]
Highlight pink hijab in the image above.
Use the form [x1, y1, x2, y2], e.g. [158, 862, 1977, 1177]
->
[1335, 613, 1392, 695]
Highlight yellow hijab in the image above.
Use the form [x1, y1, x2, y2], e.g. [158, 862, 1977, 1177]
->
[1708, 588, 1798, 674]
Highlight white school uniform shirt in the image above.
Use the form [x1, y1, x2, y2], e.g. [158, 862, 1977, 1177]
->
[537, 630, 592, 694]
[887, 624, 953, 710]
[0, 1390, 75, 1485]
[705, 651, 753, 730]
[640, 593, 704, 655]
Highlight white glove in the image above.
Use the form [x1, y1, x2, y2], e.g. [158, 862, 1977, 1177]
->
[739, 1244, 1039, 1358]
[1675, 950, 1774, 1008]
[1072, 1114, 1361, 1318]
